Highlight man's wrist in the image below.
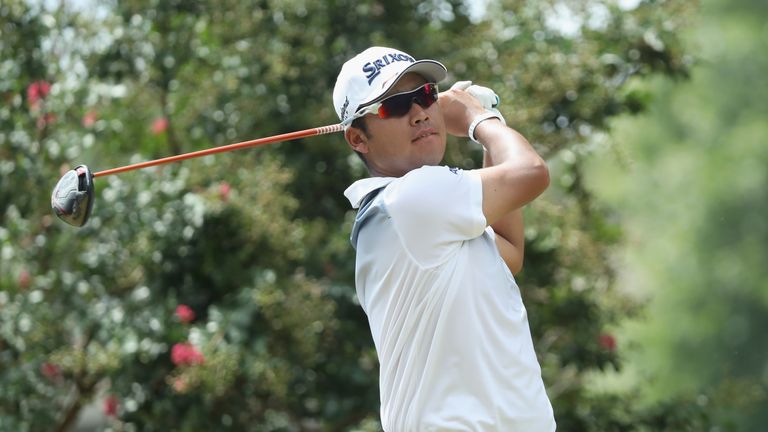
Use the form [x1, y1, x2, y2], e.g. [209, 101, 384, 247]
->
[468, 111, 504, 143]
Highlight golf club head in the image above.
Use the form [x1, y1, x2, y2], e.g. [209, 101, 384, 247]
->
[51, 165, 95, 227]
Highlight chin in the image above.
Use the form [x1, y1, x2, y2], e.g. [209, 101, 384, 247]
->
[420, 152, 444, 167]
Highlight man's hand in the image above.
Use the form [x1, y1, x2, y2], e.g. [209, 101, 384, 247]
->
[437, 84, 489, 137]
[439, 81, 506, 139]
[456, 81, 502, 113]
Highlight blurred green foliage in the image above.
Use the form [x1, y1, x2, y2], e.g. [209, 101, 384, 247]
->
[585, 0, 768, 430]
[2, 0, 753, 430]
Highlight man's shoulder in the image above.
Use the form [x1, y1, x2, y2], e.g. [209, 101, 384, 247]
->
[345, 165, 475, 210]
[385, 165, 474, 201]
[402, 164, 463, 180]
[388, 165, 467, 194]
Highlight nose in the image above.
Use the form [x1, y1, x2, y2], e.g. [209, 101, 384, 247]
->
[409, 99, 430, 125]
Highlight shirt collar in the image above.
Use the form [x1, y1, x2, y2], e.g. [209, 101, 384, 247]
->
[344, 177, 396, 209]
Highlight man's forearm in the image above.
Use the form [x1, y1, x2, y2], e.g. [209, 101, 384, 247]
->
[472, 118, 549, 228]
[483, 148, 525, 274]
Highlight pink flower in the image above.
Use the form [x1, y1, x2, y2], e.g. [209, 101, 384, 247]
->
[82, 111, 98, 128]
[27, 80, 51, 109]
[599, 333, 617, 352]
[219, 182, 231, 202]
[171, 343, 205, 366]
[175, 304, 195, 323]
[103, 395, 119, 417]
[151, 117, 168, 135]
[18, 270, 31, 289]
[41, 362, 61, 380]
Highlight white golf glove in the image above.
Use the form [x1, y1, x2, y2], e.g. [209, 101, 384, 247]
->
[450, 81, 506, 143]
[451, 81, 501, 112]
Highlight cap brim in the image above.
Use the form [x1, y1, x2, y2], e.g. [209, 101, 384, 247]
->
[360, 59, 447, 108]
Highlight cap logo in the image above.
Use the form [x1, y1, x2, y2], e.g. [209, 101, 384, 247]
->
[340, 96, 350, 121]
[362, 53, 415, 85]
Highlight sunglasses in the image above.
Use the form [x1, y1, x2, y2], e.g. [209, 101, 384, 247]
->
[353, 83, 439, 122]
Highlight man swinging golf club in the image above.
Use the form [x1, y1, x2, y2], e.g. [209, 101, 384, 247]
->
[335, 46, 556, 430]
[48, 40, 554, 430]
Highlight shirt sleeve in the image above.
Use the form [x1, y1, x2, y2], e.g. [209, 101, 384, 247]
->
[382, 165, 487, 268]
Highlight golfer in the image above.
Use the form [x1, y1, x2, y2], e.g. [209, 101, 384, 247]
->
[334, 46, 556, 431]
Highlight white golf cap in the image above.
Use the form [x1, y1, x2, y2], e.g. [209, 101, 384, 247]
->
[333, 46, 447, 125]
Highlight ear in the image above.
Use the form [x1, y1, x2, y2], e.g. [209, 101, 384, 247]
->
[345, 126, 370, 154]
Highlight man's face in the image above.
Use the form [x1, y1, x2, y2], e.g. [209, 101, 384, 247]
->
[348, 73, 447, 177]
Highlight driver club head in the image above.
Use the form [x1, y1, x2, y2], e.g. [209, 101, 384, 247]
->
[51, 165, 95, 227]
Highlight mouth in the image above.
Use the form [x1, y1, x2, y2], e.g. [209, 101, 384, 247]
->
[412, 128, 437, 143]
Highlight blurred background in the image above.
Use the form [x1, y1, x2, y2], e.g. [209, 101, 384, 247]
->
[1, 0, 765, 430]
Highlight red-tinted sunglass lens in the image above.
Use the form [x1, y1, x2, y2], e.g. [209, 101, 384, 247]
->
[377, 103, 396, 119]
[378, 93, 412, 118]
[415, 83, 438, 109]
[378, 84, 438, 119]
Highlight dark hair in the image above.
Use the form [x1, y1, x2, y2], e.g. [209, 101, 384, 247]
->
[350, 116, 370, 168]
[351, 116, 369, 135]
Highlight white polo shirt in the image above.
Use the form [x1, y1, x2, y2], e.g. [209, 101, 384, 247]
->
[345, 165, 555, 431]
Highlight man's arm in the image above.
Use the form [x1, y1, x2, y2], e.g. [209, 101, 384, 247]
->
[472, 119, 549, 224]
[440, 88, 549, 223]
[484, 149, 525, 275]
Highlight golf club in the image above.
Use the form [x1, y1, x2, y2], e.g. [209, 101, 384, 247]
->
[51, 123, 344, 227]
